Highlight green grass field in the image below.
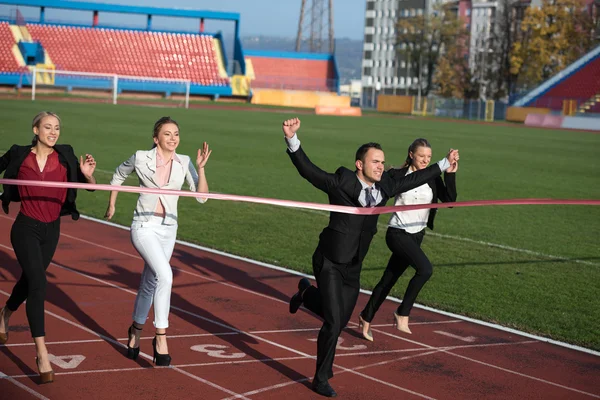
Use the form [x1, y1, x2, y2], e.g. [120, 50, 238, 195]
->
[1, 99, 599, 350]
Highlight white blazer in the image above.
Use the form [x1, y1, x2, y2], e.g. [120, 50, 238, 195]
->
[110, 147, 206, 225]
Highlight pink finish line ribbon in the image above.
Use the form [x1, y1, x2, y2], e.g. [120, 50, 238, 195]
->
[1, 179, 599, 215]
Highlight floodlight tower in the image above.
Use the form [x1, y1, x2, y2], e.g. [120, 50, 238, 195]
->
[295, 0, 334, 53]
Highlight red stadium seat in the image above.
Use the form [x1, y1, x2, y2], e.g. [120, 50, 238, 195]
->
[247, 55, 336, 92]
[535, 57, 600, 111]
[25, 23, 230, 86]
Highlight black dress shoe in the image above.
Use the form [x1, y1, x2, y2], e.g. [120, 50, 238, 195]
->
[311, 380, 337, 397]
[289, 277, 311, 314]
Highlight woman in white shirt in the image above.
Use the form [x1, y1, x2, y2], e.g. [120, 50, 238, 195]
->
[358, 138, 457, 341]
[104, 116, 211, 366]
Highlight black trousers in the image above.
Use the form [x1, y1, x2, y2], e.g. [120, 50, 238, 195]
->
[302, 248, 361, 384]
[6, 213, 61, 338]
[361, 227, 432, 322]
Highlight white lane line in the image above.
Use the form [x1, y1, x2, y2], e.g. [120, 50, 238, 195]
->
[3, 217, 599, 396]
[46, 241, 596, 399]
[0, 371, 49, 400]
[1, 322, 462, 347]
[347, 320, 600, 399]
[0, 243, 438, 400]
[4, 341, 538, 379]
[72, 213, 600, 356]
[0, 291, 249, 400]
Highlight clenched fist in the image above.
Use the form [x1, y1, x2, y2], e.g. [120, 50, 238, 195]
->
[282, 118, 301, 139]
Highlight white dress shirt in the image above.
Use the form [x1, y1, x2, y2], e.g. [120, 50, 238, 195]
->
[388, 168, 433, 233]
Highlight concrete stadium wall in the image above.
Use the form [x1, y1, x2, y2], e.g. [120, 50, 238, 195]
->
[250, 89, 350, 108]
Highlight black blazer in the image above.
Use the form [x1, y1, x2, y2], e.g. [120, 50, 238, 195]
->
[288, 146, 443, 264]
[0, 144, 92, 220]
[391, 166, 457, 231]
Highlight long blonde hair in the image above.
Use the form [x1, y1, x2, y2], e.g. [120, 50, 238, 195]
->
[31, 111, 61, 146]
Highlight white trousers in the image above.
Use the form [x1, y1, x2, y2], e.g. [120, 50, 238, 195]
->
[130, 216, 178, 329]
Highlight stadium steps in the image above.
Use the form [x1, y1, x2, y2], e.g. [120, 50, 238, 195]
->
[244, 58, 256, 80]
[577, 93, 600, 113]
[0, 22, 26, 72]
[212, 38, 229, 79]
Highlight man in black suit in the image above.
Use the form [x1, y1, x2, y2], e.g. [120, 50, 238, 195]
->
[283, 117, 458, 397]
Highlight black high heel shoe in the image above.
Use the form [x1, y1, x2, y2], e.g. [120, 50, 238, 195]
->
[152, 333, 171, 366]
[126, 324, 142, 360]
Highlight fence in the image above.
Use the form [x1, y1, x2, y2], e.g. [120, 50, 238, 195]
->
[369, 93, 510, 121]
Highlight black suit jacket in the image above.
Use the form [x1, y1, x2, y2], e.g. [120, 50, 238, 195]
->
[288, 146, 443, 264]
[0, 144, 92, 220]
[391, 166, 457, 231]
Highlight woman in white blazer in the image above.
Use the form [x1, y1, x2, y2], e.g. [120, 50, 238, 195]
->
[104, 116, 211, 366]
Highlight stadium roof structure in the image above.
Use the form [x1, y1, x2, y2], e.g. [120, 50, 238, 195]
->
[0, 0, 240, 22]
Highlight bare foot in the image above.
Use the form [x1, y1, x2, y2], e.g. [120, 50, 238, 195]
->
[393, 312, 412, 334]
[36, 352, 53, 373]
[358, 314, 373, 342]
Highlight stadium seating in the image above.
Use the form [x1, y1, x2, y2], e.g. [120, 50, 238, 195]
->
[247, 55, 335, 92]
[0, 22, 26, 73]
[26, 24, 229, 86]
[534, 56, 600, 112]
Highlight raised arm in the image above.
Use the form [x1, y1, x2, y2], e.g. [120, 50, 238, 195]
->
[185, 142, 211, 204]
[386, 149, 459, 196]
[105, 154, 135, 220]
[436, 161, 457, 203]
[283, 118, 339, 193]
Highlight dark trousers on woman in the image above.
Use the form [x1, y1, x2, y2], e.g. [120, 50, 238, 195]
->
[5, 213, 60, 338]
[301, 248, 361, 384]
[361, 227, 432, 322]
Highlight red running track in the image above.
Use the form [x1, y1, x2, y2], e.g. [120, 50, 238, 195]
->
[0, 209, 598, 399]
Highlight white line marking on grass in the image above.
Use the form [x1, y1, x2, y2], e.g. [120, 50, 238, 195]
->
[293, 208, 600, 266]
[428, 231, 600, 266]
[0, 371, 50, 400]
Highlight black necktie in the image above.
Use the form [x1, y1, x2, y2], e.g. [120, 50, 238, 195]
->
[365, 187, 376, 208]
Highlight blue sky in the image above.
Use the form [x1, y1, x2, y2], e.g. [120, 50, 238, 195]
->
[1, 0, 367, 40]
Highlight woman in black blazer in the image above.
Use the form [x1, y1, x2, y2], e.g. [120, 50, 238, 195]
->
[0, 111, 96, 383]
[358, 138, 458, 341]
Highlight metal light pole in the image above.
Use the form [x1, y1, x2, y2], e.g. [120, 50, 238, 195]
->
[405, 50, 411, 96]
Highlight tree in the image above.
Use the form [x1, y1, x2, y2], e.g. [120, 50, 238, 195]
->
[433, 34, 476, 98]
[487, 0, 523, 100]
[510, 0, 596, 89]
[396, 4, 467, 97]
